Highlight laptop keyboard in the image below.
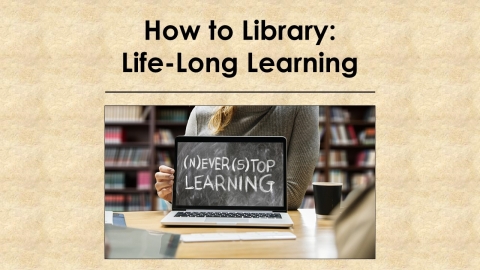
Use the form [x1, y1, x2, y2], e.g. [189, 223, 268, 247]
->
[174, 212, 283, 219]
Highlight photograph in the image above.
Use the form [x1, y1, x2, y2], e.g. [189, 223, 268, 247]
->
[104, 105, 376, 258]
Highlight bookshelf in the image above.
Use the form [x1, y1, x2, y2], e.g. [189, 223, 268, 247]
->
[301, 106, 376, 209]
[104, 105, 194, 211]
[104, 105, 374, 211]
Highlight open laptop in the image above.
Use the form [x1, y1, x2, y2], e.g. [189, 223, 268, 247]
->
[161, 136, 294, 227]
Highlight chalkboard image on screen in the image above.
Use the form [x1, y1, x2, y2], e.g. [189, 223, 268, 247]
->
[175, 141, 284, 207]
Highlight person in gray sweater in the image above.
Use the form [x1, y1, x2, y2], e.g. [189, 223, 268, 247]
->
[155, 106, 319, 210]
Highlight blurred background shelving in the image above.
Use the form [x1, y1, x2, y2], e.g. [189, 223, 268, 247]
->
[300, 106, 375, 209]
[104, 106, 194, 211]
[104, 106, 375, 211]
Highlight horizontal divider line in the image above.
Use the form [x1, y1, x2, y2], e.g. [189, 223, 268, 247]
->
[106, 91, 375, 94]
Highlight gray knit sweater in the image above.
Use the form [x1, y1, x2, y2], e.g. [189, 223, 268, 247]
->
[184, 106, 320, 210]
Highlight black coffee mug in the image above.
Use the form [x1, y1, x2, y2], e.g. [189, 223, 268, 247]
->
[313, 182, 342, 216]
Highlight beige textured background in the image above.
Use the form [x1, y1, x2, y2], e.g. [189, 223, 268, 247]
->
[1, 0, 479, 269]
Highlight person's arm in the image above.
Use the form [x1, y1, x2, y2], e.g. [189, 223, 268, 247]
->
[286, 106, 320, 210]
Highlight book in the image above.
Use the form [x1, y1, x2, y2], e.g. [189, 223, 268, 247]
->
[158, 109, 189, 122]
[137, 171, 151, 190]
[154, 129, 175, 145]
[358, 128, 375, 145]
[105, 106, 145, 123]
[105, 172, 125, 189]
[157, 151, 172, 166]
[105, 148, 150, 167]
[347, 125, 358, 145]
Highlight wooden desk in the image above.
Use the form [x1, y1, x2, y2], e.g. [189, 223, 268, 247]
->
[121, 209, 338, 258]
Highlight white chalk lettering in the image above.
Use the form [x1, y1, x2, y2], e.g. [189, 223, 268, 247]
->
[185, 175, 194, 189]
[259, 174, 273, 193]
[203, 175, 214, 190]
[215, 175, 226, 191]
[222, 157, 230, 170]
[208, 158, 215, 168]
[184, 174, 276, 193]
[237, 159, 245, 170]
[245, 175, 257, 192]
[215, 157, 221, 170]
[184, 155, 189, 169]
[267, 160, 275, 172]
[232, 158, 237, 172]
[250, 159, 259, 172]
[194, 175, 203, 190]
[189, 156, 196, 168]
[257, 161, 266, 173]
[227, 176, 237, 191]
[201, 158, 208, 169]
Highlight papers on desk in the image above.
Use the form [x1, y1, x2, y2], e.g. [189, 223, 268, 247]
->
[181, 231, 296, 242]
[105, 211, 113, 225]
[105, 224, 181, 258]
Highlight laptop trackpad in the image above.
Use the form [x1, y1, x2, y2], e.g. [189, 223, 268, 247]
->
[205, 218, 248, 223]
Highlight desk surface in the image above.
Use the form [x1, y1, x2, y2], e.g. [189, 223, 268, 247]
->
[121, 209, 338, 258]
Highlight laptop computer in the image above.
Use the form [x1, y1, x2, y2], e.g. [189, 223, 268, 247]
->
[161, 136, 294, 227]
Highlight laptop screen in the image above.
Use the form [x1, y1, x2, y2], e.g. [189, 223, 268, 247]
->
[173, 137, 286, 211]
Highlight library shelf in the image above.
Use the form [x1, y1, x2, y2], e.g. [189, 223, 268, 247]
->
[302, 106, 375, 209]
[156, 121, 189, 126]
[105, 188, 151, 194]
[330, 120, 375, 126]
[105, 142, 150, 147]
[104, 105, 195, 211]
[105, 122, 149, 126]
[329, 144, 375, 149]
[315, 166, 375, 171]
[105, 166, 150, 171]
[104, 106, 375, 211]
[155, 144, 175, 148]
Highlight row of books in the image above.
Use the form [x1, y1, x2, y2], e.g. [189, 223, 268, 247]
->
[364, 107, 375, 122]
[330, 125, 359, 145]
[319, 107, 326, 122]
[351, 171, 375, 189]
[358, 128, 375, 145]
[105, 106, 149, 123]
[157, 151, 172, 166]
[105, 127, 124, 144]
[317, 150, 376, 167]
[329, 170, 350, 191]
[317, 151, 325, 166]
[319, 125, 325, 140]
[356, 150, 375, 167]
[157, 109, 189, 122]
[105, 194, 152, 212]
[154, 129, 175, 145]
[330, 107, 351, 122]
[330, 107, 375, 123]
[105, 148, 150, 167]
[105, 172, 126, 189]
[105, 171, 152, 190]
[137, 171, 152, 190]
[306, 171, 326, 192]
[329, 150, 348, 167]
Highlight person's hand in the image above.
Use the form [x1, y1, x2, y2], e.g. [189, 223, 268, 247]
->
[155, 165, 175, 203]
